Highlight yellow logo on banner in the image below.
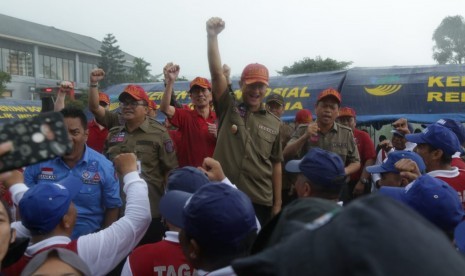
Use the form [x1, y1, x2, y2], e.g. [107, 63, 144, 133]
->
[364, 85, 402, 96]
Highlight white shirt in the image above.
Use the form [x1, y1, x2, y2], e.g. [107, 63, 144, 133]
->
[10, 171, 151, 276]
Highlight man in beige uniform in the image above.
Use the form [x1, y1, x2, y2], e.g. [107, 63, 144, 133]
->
[283, 88, 360, 177]
[207, 17, 282, 225]
[88, 69, 178, 244]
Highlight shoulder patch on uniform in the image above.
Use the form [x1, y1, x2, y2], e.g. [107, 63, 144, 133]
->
[164, 139, 174, 153]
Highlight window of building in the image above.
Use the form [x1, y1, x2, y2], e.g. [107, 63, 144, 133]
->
[0, 47, 33, 76]
[38, 54, 75, 81]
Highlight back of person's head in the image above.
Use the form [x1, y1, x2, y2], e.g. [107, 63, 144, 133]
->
[60, 106, 88, 130]
[161, 183, 257, 270]
[379, 174, 465, 236]
[21, 248, 91, 276]
[19, 176, 80, 236]
[285, 148, 345, 199]
[166, 166, 210, 193]
[184, 184, 257, 256]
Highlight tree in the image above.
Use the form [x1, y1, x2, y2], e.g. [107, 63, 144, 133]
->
[278, 56, 352, 75]
[129, 57, 151, 82]
[98, 34, 127, 88]
[0, 71, 11, 98]
[432, 15, 465, 64]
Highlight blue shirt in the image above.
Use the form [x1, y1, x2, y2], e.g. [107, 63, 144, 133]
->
[24, 145, 122, 239]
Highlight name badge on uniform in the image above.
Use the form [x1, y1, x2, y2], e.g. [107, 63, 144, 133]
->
[136, 160, 142, 174]
[110, 132, 126, 143]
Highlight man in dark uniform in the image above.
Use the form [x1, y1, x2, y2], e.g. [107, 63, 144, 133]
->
[207, 17, 282, 225]
[283, 88, 360, 178]
[88, 69, 178, 244]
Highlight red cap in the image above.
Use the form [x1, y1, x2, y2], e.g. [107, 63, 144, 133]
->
[295, 109, 313, 124]
[241, 63, 269, 85]
[189, 77, 211, 91]
[338, 107, 356, 118]
[317, 88, 341, 104]
[118, 85, 150, 105]
[98, 92, 110, 105]
[148, 100, 157, 110]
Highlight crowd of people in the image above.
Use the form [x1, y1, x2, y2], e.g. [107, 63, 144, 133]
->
[1, 16, 465, 275]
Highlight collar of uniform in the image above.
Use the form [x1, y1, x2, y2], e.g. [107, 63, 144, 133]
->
[59, 144, 90, 168]
[238, 102, 267, 115]
[194, 107, 216, 119]
[164, 231, 180, 243]
[127, 117, 152, 133]
[25, 236, 72, 257]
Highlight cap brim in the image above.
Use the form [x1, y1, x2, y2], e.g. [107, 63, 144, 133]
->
[243, 78, 269, 86]
[266, 99, 284, 105]
[189, 84, 211, 91]
[159, 190, 192, 228]
[285, 159, 302, 173]
[366, 165, 388, 174]
[318, 95, 341, 104]
[378, 186, 407, 203]
[405, 133, 427, 144]
[118, 91, 140, 101]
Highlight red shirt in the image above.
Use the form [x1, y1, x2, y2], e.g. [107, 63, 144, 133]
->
[127, 238, 192, 276]
[451, 157, 465, 170]
[169, 108, 217, 167]
[430, 168, 465, 210]
[87, 120, 109, 153]
[351, 128, 376, 181]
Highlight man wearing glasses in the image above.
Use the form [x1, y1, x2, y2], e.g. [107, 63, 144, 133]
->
[160, 62, 217, 167]
[88, 69, 178, 244]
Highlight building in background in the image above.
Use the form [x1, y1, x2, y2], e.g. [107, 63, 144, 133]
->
[0, 13, 136, 100]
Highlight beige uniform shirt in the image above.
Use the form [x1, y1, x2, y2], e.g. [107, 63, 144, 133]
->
[105, 115, 178, 217]
[214, 91, 282, 206]
[289, 122, 360, 164]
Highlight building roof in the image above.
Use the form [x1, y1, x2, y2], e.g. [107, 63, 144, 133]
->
[0, 13, 135, 62]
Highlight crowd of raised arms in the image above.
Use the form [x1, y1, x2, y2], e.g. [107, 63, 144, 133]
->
[1, 17, 465, 276]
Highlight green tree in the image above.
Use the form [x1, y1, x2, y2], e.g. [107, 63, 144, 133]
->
[129, 57, 151, 82]
[432, 15, 465, 64]
[98, 33, 127, 88]
[278, 56, 352, 75]
[0, 71, 11, 98]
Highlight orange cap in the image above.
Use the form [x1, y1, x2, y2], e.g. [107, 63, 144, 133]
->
[295, 109, 313, 124]
[338, 107, 356, 118]
[189, 77, 211, 91]
[149, 100, 157, 110]
[98, 92, 110, 105]
[317, 88, 341, 105]
[118, 85, 150, 105]
[241, 63, 269, 85]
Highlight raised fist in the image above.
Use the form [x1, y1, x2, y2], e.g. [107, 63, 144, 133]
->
[113, 153, 137, 176]
[206, 17, 225, 36]
[163, 62, 180, 83]
[90, 68, 105, 83]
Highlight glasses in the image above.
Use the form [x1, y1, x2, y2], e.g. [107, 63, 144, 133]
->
[119, 101, 147, 108]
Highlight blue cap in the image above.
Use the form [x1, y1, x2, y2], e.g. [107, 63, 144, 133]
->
[366, 150, 426, 174]
[19, 175, 81, 235]
[436, 119, 465, 145]
[159, 190, 192, 228]
[182, 183, 257, 250]
[167, 166, 210, 193]
[379, 174, 464, 232]
[285, 148, 346, 188]
[406, 124, 464, 156]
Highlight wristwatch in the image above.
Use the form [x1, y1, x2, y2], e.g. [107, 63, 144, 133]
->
[360, 178, 370, 185]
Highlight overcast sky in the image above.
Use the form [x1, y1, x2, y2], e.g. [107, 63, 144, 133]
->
[2, 0, 462, 79]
